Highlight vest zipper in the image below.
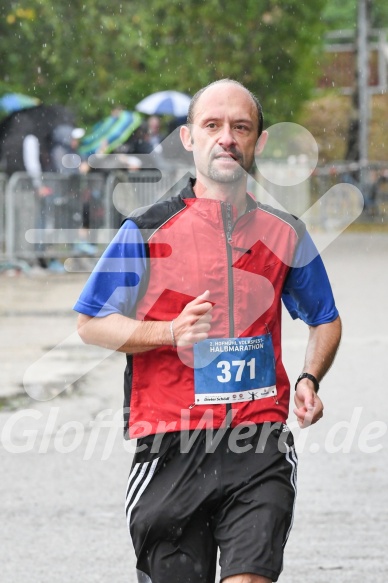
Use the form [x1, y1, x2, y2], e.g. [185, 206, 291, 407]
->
[221, 202, 235, 427]
[189, 204, 235, 415]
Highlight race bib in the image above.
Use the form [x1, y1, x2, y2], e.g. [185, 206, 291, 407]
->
[193, 335, 277, 405]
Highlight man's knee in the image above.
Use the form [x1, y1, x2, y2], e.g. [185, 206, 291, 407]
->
[222, 574, 272, 583]
[136, 570, 152, 583]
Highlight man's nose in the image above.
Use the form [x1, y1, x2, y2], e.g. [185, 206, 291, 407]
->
[217, 125, 236, 148]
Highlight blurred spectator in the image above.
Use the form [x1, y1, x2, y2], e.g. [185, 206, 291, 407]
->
[52, 126, 103, 258]
[125, 122, 152, 154]
[22, 132, 60, 270]
[22, 133, 51, 194]
[124, 117, 164, 156]
[147, 115, 163, 151]
[50, 125, 86, 174]
[23, 124, 90, 269]
[368, 169, 388, 214]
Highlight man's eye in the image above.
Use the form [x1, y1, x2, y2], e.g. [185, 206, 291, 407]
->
[206, 123, 217, 129]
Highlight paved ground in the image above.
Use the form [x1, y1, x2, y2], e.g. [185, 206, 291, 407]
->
[1, 231, 387, 582]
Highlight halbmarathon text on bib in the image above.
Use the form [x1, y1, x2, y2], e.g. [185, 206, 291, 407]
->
[193, 335, 277, 405]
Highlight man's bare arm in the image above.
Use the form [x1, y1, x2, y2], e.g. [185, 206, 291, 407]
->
[77, 290, 212, 354]
[294, 315, 342, 427]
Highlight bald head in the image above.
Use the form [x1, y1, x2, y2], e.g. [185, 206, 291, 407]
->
[187, 79, 264, 137]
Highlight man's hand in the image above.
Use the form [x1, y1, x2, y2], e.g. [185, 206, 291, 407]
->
[77, 290, 213, 354]
[173, 290, 213, 346]
[293, 379, 323, 428]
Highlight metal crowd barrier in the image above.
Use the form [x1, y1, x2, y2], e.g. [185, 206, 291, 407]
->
[0, 172, 7, 259]
[2, 168, 188, 266]
[4, 172, 106, 264]
[310, 162, 388, 228]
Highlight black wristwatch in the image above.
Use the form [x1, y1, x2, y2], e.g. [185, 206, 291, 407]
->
[295, 372, 320, 393]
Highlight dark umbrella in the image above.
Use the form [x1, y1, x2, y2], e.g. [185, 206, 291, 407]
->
[0, 104, 75, 174]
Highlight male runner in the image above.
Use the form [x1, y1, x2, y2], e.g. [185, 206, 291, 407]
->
[74, 79, 342, 583]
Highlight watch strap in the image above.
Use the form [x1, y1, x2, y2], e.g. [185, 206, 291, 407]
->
[295, 372, 319, 393]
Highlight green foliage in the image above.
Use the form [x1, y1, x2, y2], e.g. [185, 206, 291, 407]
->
[369, 2, 388, 28]
[0, 0, 329, 128]
[322, 0, 357, 29]
[322, 0, 388, 30]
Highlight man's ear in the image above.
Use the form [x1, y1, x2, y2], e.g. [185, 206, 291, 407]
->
[180, 125, 194, 152]
[255, 130, 268, 156]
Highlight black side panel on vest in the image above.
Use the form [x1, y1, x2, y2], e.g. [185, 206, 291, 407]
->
[127, 180, 195, 232]
[121, 180, 195, 437]
[123, 357, 133, 440]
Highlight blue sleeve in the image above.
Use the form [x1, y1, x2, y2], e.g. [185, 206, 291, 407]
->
[282, 231, 339, 326]
[73, 220, 147, 317]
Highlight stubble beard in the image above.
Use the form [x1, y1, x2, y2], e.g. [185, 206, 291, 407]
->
[207, 157, 247, 184]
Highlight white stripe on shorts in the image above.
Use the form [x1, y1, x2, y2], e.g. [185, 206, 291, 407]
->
[126, 462, 145, 505]
[126, 458, 159, 531]
[283, 444, 298, 546]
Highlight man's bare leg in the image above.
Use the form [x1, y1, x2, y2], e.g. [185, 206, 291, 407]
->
[222, 574, 271, 583]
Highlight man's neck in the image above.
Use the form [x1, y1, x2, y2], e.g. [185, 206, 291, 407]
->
[193, 178, 248, 217]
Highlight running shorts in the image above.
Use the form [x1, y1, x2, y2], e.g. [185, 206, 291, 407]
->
[125, 422, 297, 583]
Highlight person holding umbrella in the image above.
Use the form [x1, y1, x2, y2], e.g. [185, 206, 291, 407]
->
[146, 116, 164, 151]
[75, 79, 341, 583]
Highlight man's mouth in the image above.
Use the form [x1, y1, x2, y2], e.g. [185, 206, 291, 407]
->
[214, 151, 239, 162]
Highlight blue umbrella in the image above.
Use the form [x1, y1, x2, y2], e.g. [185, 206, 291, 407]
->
[135, 90, 191, 117]
[78, 110, 143, 156]
[0, 92, 40, 114]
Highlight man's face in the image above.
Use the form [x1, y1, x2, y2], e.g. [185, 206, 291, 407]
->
[181, 83, 260, 185]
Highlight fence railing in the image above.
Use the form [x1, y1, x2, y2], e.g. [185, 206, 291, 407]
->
[0, 163, 386, 269]
[0, 167, 190, 267]
[0, 172, 7, 259]
[310, 162, 388, 227]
